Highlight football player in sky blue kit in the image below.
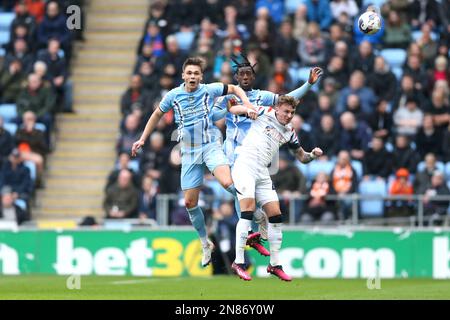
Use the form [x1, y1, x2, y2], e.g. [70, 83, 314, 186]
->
[214, 55, 323, 253]
[131, 57, 257, 267]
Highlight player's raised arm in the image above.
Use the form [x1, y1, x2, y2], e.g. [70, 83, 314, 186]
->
[284, 67, 323, 101]
[296, 147, 323, 164]
[131, 108, 164, 157]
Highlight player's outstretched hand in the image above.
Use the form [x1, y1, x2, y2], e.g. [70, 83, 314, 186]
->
[131, 139, 145, 157]
[311, 147, 323, 158]
[246, 108, 258, 120]
[308, 67, 323, 84]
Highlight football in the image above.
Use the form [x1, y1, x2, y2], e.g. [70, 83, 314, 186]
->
[358, 11, 382, 35]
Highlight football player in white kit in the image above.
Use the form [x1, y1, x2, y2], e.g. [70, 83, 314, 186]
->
[229, 96, 323, 281]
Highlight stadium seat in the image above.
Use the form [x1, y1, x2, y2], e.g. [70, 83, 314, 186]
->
[34, 122, 47, 132]
[307, 160, 334, 182]
[445, 162, 450, 181]
[417, 161, 445, 174]
[294, 159, 309, 178]
[24, 161, 37, 182]
[297, 67, 311, 83]
[363, 0, 386, 8]
[3, 122, 17, 135]
[351, 160, 363, 180]
[392, 66, 403, 81]
[358, 180, 387, 217]
[0, 12, 15, 31]
[380, 48, 407, 68]
[14, 199, 27, 211]
[115, 159, 140, 173]
[0, 104, 17, 122]
[411, 30, 439, 42]
[0, 30, 10, 46]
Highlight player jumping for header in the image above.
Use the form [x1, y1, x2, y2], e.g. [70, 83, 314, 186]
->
[131, 57, 257, 268]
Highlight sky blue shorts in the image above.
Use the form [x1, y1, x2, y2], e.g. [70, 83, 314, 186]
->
[180, 140, 229, 190]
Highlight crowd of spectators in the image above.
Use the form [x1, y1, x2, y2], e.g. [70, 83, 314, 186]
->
[0, 0, 83, 225]
[106, 0, 450, 229]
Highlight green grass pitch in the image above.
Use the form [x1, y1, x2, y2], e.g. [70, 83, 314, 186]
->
[0, 276, 450, 300]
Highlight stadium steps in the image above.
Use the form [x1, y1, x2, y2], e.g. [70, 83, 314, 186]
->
[34, 0, 148, 220]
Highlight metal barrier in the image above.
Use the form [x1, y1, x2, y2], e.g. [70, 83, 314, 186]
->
[155, 193, 450, 227]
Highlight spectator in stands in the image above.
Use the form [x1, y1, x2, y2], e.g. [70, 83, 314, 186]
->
[367, 99, 394, 142]
[339, 111, 372, 161]
[105, 152, 140, 191]
[169, 0, 203, 29]
[0, 148, 32, 201]
[255, 0, 284, 25]
[415, 152, 440, 193]
[415, 23, 439, 69]
[301, 171, 335, 223]
[386, 168, 415, 218]
[234, 0, 255, 32]
[323, 56, 349, 90]
[24, 0, 45, 23]
[403, 54, 428, 93]
[16, 73, 55, 136]
[416, 114, 443, 159]
[429, 56, 449, 91]
[0, 117, 14, 166]
[383, 10, 412, 49]
[0, 185, 29, 226]
[309, 93, 336, 129]
[159, 145, 181, 194]
[273, 18, 299, 65]
[120, 74, 152, 117]
[332, 40, 351, 76]
[350, 41, 375, 74]
[367, 56, 398, 102]
[11, 1, 37, 40]
[314, 114, 340, 159]
[344, 94, 369, 121]
[336, 70, 377, 115]
[15, 111, 47, 183]
[104, 169, 139, 219]
[137, 20, 165, 59]
[392, 74, 425, 111]
[138, 175, 158, 224]
[213, 39, 235, 81]
[304, 0, 332, 31]
[442, 122, 450, 162]
[190, 17, 220, 53]
[139, 131, 170, 181]
[117, 113, 142, 156]
[145, 0, 170, 37]
[393, 96, 424, 137]
[423, 170, 450, 226]
[363, 136, 392, 180]
[292, 3, 308, 41]
[330, 0, 358, 21]
[3, 38, 34, 74]
[0, 59, 26, 103]
[154, 35, 188, 82]
[330, 150, 358, 219]
[134, 44, 157, 75]
[248, 16, 274, 61]
[269, 58, 295, 92]
[37, 38, 73, 113]
[391, 134, 421, 175]
[409, 0, 440, 31]
[426, 88, 450, 134]
[37, 1, 72, 61]
[297, 22, 326, 67]
[4, 21, 36, 55]
[320, 76, 339, 106]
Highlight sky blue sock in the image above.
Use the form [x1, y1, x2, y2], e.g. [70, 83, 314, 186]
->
[187, 206, 207, 239]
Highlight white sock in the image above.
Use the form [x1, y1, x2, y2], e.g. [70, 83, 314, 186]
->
[200, 237, 208, 247]
[268, 222, 282, 266]
[253, 207, 265, 224]
[235, 218, 252, 264]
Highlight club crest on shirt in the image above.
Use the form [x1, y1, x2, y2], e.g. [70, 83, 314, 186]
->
[264, 125, 287, 145]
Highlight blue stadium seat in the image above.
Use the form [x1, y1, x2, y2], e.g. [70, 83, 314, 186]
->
[363, 0, 386, 8]
[115, 159, 140, 173]
[445, 162, 450, 181]
[34, 122, 47, 132]
[359, 180, 387, 217]
[3, 122, 17, 135]
[0, 104, 17, 122]
[417, 161, 445, 174]
[297, 67, 311, 83]
[0, 48, 5, 57]
[411, 30, 439, 42]
[392, 66, 403, 81]
[351, 160, 363, 180]
[294, 160, 309, 178]
[14, 199, 27, 211]
[307, 160, 334, 182]
[24, 160, 37, 182]
[0, 30, 10, 45]
[380, 48, 407, 68]
[0, 12, 15, 31]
